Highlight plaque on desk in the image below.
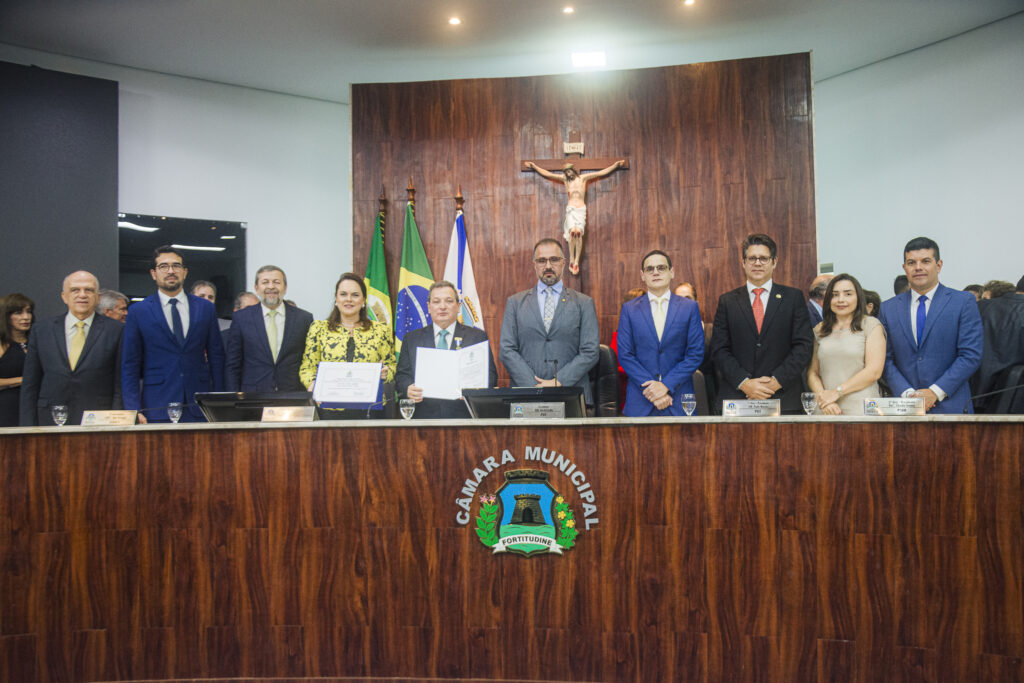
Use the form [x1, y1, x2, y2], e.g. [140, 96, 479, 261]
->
[261, 406, 317, 422]
[510, 402, 565, 420]
[722, 399, 781, 417]
[81, 410, 138, 426]
[864, 397, 926, 416]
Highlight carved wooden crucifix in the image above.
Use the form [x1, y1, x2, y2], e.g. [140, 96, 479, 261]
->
[522, 130, 629, 275]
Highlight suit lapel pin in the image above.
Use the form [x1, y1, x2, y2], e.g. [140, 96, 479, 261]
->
[454, 337, 462, 349]
[775, 293, 782, 299]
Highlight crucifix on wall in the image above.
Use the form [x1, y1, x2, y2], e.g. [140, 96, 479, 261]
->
[522, 131, 629, 275]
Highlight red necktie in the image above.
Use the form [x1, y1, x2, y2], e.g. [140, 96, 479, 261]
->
[752, 287, 765, 333]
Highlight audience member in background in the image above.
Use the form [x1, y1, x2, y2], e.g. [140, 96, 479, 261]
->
[98, 289, 129, 322]
[963, 284, 984, 301]
[192, 280, 231, 331]
[878, 237, 982, 413]
[610, 286, 647, 410]
[20, 271, 123, 425]
[225, 265, 313, 393]
[710, 233, 814, 414]
[0, 293, 34, 427]
[971, 274, 1024, 413]
[863, 290, 882, 317]
[893, 274, 910, 296]
[122, 245, 225, 423]
[674, 281, 711, 339]
[806, 274, 885, 415]
[806, 273, 833, 326]
[234, 291, 259, 311]
[616, 250, 704, 416]
[981, 279, 1015, 300]
[299, 273, 395, 419]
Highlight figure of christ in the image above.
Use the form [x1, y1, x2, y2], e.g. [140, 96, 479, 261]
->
[525, 159, 626, 275]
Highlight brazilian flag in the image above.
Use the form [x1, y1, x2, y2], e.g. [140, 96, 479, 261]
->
[395, 202, 434, 357]
[364, 209, 392, 332]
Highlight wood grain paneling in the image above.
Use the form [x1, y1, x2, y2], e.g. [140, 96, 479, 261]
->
[352, 55, 817, 375]
[1, 419, 1021, 682]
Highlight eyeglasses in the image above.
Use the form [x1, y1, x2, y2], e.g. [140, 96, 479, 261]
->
[534, 257, 565, 266]
[744, 256, 773, 264]
[643, 264, 670, 274]
[155, 263, 185, 272]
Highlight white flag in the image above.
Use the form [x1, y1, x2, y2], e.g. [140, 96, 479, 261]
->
[442, 210, 485, 329]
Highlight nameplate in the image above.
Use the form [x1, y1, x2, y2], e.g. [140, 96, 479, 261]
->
[722, 399, 781, 417]
[510, 402, 565, 420]
[261, 406, 317, 422]
[81, 410, 138, 426]
[863, 398, 926, 416]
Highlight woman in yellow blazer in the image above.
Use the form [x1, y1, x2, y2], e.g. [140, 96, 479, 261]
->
[299, 272, 395, 419]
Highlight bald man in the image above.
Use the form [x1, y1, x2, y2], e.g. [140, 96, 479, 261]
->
[807, 273, 833, 326]
[20, 270, 124, 425]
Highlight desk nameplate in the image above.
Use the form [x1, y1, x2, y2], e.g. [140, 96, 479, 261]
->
[864, 397, 926, 416]
[722, 399, 781, 417]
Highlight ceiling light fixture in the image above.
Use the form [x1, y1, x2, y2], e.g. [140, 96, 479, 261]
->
[571, 51, 606, 68]
[117, 220, 159, 232]
[449, 17, 461, 25]
[171, 243, 226, 252]
[684, 0, 695, 5]
[563, 6, 574, 14]
[220, 235, 237, 240]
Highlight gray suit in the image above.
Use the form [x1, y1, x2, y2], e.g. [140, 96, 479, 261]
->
[499, 284, 600, 404]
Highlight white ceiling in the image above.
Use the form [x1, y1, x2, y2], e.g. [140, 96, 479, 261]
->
[0, 0, 1020, 103]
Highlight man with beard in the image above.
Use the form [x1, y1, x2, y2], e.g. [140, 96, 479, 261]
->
[499, 238, 599, 407]
[121, 245, 225, 422]
[225, 265, 313, 393]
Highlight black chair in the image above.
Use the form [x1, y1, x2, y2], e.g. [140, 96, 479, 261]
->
[692, 370, 710, 416]
[590, 344, 620, 417]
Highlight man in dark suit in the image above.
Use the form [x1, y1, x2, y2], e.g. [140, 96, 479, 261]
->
[122, 245, 225, 423]
[972, 274, 1024, 412]
[806, 273, 832, 326]
[710, 233, 814, 413]
[397, 280, 498, 418]
[616, 250, 704, 416]
[225, 265, 313, 393]
[499, 238, 600, 405]
[879, 237, 983, 414]
[20, 270, 123, 425]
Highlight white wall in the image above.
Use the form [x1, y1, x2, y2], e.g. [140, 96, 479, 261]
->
[0, 44, 350, 314]
[814, 14, 1024, 296]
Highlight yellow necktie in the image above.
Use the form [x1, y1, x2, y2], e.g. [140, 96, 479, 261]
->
[69, 321, 85, 370]
[654, 298, 667, 340]
[267, 309, 279, 362]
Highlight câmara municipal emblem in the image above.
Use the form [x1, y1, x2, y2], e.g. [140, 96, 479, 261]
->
[474, 469, 578, 556]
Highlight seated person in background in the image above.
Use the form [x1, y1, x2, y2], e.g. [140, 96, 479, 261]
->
[617, 250, 704, 416]
[20, 271, 123, 425]
[971, 274, 1024, 413]
[878, 237, 982, 413]
[893, 274, 910, 296]
[0, 293, 35, 427]
[710, 233, 814, 414]
[963, 284, 984, 301]
[225, 265, 313, 393]
[863, 289, 882, 317]
[396, 280, 497, 418]
[806, 273, 833, 326]
[97, 289, 128, 323]
[806, 274, 885, 415]
[981, 279, 1015, 301]
[299, 273, 395, 419]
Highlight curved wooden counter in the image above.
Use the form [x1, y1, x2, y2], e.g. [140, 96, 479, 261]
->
[1, 417, 1021, 682]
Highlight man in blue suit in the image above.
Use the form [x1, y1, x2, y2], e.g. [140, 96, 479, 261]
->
[225, 265, 313, 393]
[878, 237, 983, 413]
[617, 250, 704, 416]
[122, 245, 226, 423]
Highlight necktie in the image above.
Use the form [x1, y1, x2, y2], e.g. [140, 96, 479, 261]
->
[916, 295, 928, 346]
[169, 298, 185, 346]
[345, 335, 356, 362]
[68, 321, 85, 370]
[653, 298, 667, 340]
[267, 309, 279, 362]
[752, 287, 765, 333]
[437, 329, 449, 349]
[543, 287, 556, 332]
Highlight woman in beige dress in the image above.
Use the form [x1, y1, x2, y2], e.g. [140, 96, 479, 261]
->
[806, 274, 885, 415]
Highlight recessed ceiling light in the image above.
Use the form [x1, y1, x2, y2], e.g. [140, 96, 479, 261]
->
[571, 51, 606, 68]
[171, 243, 226, 252]
[563, 6, 574, 14]
[449, 17, 461, 25]
[684, 0, 695, 5]
[117, 220, 159, 232]
[220, 235, 236, 240]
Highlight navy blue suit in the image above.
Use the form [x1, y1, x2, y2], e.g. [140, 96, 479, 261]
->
[224, 303, 313, 393]
[878, 283, 983, 414]
[121, 293, 225, 422]
[616, 294, 704, 416]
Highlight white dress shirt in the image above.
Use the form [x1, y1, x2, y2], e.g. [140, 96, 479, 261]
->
[432, 322, 458, 349]
[158, 290, 190, 338]
[262, 303, 286, 357]
[65, 311, 96, 344]
[746, 279, 773, 306]
[647, 291, 670, 340]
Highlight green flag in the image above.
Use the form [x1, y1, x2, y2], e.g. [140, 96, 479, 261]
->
[394, 201, 434, 357]
[364, 209, 392, 332]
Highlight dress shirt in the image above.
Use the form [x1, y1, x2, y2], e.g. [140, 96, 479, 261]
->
[65, 311, 96, 345]
[810, 300, 823, 318]
[647, 291, 670, 340]
[903, 284, 946, 401]
[746, 279, 773, 307]
[432, 323, 458, 349]
[536, 280, 564, 320]
[157, 290, 190, 338]
[262, 303, 286, 358]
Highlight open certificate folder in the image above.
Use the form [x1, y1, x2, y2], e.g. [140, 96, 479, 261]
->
[312, 361, 383, 409]
[414, 340, 490, 400]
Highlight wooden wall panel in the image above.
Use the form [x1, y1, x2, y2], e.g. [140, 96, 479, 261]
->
[352, 54, 817, 370]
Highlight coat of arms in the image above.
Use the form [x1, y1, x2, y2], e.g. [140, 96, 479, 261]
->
[474, 469, 578, 556]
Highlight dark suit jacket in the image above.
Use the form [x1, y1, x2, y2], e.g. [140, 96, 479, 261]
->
[499, 285, 600, 404]
[710, 283, 814, 412]
[396, 322, 498, 418]
[879, 283, 983, 414]
[224, 303, 313, 392]
[121, 293, 225, 422]
[972, 293, 1024, 411]
[807, 300, 823, 326]
[616, 294, 705, 416]
[20, 313, 123, 425]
